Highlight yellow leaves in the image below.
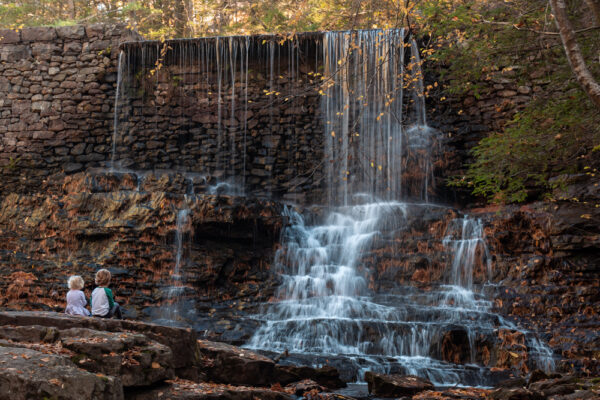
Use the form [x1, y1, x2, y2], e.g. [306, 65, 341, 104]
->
[330, 131, 336, 137]
[580, 214, 592, 220]
[509, 352, 520, 358]
[151, 362, 161, 369]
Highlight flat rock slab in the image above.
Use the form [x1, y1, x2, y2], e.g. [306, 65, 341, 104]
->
[364, 372, 434, 398]
[0, 346, 123, 400]
[128, 380, 294, 400]
[0, 323, 175, 388]
[60, 327, 174, 387]
[0, 311, 197, 371]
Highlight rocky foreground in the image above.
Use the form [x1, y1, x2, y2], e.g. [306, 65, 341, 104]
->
[0, 311, 598, 400]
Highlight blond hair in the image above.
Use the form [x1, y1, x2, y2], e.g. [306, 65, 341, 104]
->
[67, 275, 85, 290]
[95, 269, 111, 287]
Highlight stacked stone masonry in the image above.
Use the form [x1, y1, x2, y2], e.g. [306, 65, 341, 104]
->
[0, 24, 142, 195]
[0, 24, 539, 205]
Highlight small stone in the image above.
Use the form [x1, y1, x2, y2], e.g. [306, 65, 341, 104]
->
[48, 67, 60, 76]
[517, 85, 531, 94]
[63, 163, 83, 173]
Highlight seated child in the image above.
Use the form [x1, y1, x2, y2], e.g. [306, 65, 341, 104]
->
[90, 269, 122, 319]
[65, 275, 91, 317]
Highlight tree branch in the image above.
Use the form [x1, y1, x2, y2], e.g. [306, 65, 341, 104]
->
[480, 19, 600, 35]
[549, 0, 600, 109]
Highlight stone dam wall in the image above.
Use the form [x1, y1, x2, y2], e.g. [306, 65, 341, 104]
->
[0, 24, 544, 205]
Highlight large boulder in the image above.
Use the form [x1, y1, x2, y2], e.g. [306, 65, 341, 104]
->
[364, 372, 434, 397]
[197, 340, 346, 388]
[197, 340, 276, 385]
[0, 346, 123, 400]
[60, 328, 174, 387]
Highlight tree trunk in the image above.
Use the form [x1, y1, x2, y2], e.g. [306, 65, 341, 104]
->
[549, 0, 600, 109]
[67, 0, 75, 20]
[584, 0, 600, 25]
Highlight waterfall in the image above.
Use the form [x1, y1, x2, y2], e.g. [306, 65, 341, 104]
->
[246, 30, 553, 386]
[110, 51, 124, 170]
[161, 208, 191, 323]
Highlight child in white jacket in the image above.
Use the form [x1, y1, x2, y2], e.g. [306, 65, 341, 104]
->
[65, 275, 91, 317]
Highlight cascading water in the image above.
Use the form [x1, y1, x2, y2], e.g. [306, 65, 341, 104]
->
[160, 207, 191, 323]
[246, 30, 553, 387]
[108, 29, 554, 385]
[110, 51, 124, 170]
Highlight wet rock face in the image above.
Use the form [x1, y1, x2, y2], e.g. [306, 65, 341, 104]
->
[475, 201, 600, 376]
[0, 172, 284, 332]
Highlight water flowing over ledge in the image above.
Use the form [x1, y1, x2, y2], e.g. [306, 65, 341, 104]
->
[110, 29, 555, 386]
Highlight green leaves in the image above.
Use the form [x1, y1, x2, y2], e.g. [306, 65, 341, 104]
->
[454, 90, 600, 204]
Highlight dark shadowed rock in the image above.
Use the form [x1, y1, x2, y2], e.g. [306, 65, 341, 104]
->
[528, 375, 579, 398]
[284, 379, 323, 396]
[0, 346, 123, 400]
[197, 340, 276, 386]
[364, 372, 434, 397]
[275, 365, 346, 389]
[127, 381, 294, 400]
[527, 369, 548, 386]
[489, 387, 544, 400]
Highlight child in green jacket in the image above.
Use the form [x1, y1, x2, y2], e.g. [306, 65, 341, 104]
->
[90, 269, 122, 319]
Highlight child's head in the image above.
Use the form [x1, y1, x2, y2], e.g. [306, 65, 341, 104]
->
[95, 269, 111, 287]
[67, 275, 85, 290]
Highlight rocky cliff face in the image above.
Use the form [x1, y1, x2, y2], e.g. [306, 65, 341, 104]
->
[0, 172, 284, 338]
[1, 171, 599, 381]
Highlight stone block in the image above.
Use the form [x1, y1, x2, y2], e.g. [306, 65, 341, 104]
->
[71, 142, 86, 155]
[0, 45, 31, 62]
[0, 29, 20, 44]
[88, 40, 111, 52]
[32, 131, 55, 139]
[12, 100, 31, 114]
[64, 41, 82, 54]
[31, 101, 51, 112]
[56, 25, 85, 40]
[21, 27, 57, 42]
[85, 24, 104, 38]
[31, 43, 61, 57]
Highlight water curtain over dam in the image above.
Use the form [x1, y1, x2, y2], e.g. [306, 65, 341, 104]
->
[113, 29, 553, 387]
